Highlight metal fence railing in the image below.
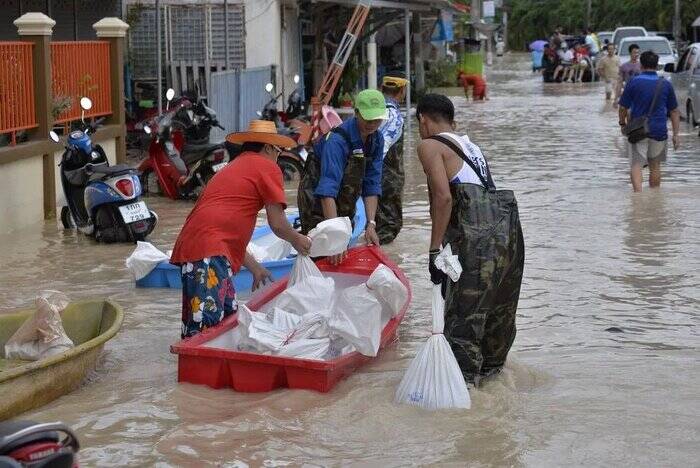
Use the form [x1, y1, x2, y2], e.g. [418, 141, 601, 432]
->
[51, 41, 112, 124]
[0, 42, 37, 145]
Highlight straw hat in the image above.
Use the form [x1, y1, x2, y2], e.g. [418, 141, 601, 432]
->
[226, 120, 296, 149]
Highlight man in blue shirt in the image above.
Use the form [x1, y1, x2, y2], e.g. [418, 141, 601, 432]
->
[298, 89, 386, 263]
[619, 51, 680, 192]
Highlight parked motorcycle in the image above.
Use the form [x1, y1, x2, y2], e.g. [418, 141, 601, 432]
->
[0, 420, 80, 468]
[259, 76, 311, 181]
[52, 97, 157, 243]
[138, 89, 229, 199]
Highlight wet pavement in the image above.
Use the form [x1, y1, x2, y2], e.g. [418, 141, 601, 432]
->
[1, 53, 699, 466]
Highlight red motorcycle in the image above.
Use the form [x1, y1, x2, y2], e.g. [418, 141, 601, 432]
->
[138, 89, 229, 199]
[0, 421, 80, 467]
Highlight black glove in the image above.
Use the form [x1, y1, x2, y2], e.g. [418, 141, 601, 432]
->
[429, 250, 446, 285]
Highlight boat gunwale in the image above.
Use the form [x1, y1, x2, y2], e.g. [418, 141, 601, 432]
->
[0, 300, 124, 384]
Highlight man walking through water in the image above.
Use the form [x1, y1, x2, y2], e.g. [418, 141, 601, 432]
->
[298, 89, 386, 263]
[614, 43, 641, 107]
[596, 43, 620, 101]
[376, 73, 407, 244]
[415, 94, 525, 385]
[619, 51, 680, 192]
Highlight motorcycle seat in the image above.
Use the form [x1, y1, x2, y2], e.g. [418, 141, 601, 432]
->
[0, 421, 59, 454]
[182, 142, 224, 164]
[88, 164, 136, 177]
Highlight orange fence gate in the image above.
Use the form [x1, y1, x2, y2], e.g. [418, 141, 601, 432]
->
[51, 41, 111, 124]
[0, 42, 37, 145]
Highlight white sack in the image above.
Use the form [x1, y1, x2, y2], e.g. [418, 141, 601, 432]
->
[328, 283, 383, 357]
[434, 244, 462, 283]
[5, 290, 74, 361]
[287, 312, 329, 341]
[288, 255, 323, 287]
[277, 338, 331, 360]
[246, 234, 292, 263]
[308, 217, 352, 257]
[274, 276, 335, 317]
[236, 305, 288, 353]
[367, 264, 409, 319]
[394, 285, 471, 410]
[125, 241, 170, 280]
[268, 307, 302, 331]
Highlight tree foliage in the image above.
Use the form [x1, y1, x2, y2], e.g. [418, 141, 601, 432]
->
[507, 0, 700, 48]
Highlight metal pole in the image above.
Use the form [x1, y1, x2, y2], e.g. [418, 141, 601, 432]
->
[367, 30, 377, 89]
[73, 0, 78, 40]
[224, 0, 230, 69]
[156, 0, 162, 113]
[586, 0, 592, 29]
[404, 9, 411, 142]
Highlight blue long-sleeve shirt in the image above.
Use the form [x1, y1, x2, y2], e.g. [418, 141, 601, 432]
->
[313, 117, 384, 199]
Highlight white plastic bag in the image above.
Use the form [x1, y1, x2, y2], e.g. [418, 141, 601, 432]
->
[328, 283, 383, 357]
[366, 264, 409, 319]
[434, 244, 462, 282]
[275, 276, 335, 316]
[125, 241, 170, 280]
[268, 306, 302, 331]
[308, 217, 352, 257]
[236, 305, 287, 353]
[5, 291, 74, 361]
[246, 234, 292, 263]
[288, 255, 323, 287]
[394, 285, 471, 410]
[287, 312, 329, 341]
[277, 338, 331, 360]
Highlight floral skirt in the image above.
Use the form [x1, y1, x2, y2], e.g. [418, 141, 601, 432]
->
[180, 256, 237, 338]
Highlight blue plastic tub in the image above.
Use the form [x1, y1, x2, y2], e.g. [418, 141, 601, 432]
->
[136, 200, 367, 292]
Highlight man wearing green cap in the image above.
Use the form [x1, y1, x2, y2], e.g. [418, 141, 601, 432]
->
[298, 89, 387, 264]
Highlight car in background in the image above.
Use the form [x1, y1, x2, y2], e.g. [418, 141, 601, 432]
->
[597, 31, 613, 47]
[666, 42, 700, 127]
[618, 36, 677, 76]
[612, 26, 648, 50]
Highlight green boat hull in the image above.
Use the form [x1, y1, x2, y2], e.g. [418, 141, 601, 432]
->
[0, 300, 123, 420]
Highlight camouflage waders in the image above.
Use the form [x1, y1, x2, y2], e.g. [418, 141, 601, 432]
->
[375, 129, 404, 244]
[428, 135, 524, 385]
[297, 129, 367, 235]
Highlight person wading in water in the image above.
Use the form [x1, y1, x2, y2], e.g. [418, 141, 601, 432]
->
[415, 94, 525, 385]
[297, 89, 386, 264]
[376, 73, 408, 244]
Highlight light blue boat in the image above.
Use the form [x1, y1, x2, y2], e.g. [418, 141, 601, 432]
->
[136, 199, 367, 293]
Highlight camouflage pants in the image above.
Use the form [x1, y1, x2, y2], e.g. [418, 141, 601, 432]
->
[376, 134, 404, 244]
[442, 183, 525, 384]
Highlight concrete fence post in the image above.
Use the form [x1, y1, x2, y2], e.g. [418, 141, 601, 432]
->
[14, 12, 56, 220]
[93, 17, 129, 165]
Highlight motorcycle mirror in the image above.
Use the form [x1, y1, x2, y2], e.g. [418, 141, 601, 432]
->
[265, 83, 274, 93]
[49, 131, 60, 143]
[166, 88, 175, 101]
[256, 111, 263, 117]
[80, 97, 93, 111]
[143, 125, 152, 135]
[293, 74, 300, 84]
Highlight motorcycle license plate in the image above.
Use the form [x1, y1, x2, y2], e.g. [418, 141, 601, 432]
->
[212, 162, 227, 172]
[118, 201, 150, 224]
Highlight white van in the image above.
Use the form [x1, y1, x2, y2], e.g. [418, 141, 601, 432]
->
[612, 26, 648, 50]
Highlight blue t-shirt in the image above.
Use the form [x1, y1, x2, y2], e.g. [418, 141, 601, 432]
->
[619, 72, 678, 141]
[313, 117, 384, 198]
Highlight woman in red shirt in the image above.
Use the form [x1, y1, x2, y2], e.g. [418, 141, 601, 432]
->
[171, 120, 312, 338]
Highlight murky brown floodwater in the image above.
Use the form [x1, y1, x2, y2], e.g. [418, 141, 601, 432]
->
[2, 53, 699, 466]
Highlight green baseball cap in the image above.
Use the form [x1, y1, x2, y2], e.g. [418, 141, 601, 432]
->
[354, 89, 387, 121]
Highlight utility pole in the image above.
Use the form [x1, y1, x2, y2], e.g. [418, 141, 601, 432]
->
[586, 0, 592, 29]
[674, 0, 681, 53]
[156, 0, 162, 113]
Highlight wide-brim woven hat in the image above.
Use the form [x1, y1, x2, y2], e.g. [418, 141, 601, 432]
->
[226, 120, 296, 149]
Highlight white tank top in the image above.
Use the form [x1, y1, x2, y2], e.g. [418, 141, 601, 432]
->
[438, 132, 488, 187]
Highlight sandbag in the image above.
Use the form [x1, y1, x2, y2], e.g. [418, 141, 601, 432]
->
[274, 276, 335, 317]
[246, 234, 292, 263]
[366, 264, 409, 319]
[287, 312, 329, 341]
[277, 338, 331, 360]
[236, 305, 287, 353]
[5, 291, 74, 361]
[308, 217, 352, 257]
[125, 241, 170, 280]
[288, 255, 323, 287]
[394, 285, 471, 410]
[267, 306, 302, 331]
[328, 283, 383, 357]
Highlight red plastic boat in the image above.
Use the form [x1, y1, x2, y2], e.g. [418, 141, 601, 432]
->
[170, 246, 411, 393]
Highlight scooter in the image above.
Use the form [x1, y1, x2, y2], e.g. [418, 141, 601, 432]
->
[0, 420, 80, 468]
[52, 97, 157, 243]
[138, 89, 229, 199]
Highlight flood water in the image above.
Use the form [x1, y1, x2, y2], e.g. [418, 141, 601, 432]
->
[2, 53, 699, 466]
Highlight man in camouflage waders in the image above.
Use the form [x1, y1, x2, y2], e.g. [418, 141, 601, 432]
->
[416, 94, 525, 385]
[297, 89, 386, 263]
[376, 73, 408, 244]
